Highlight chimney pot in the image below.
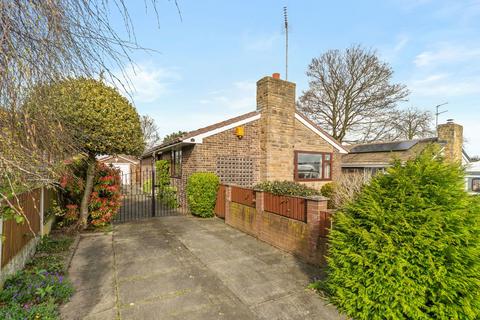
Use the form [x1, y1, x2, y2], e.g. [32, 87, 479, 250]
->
[272, 73, 280, 79]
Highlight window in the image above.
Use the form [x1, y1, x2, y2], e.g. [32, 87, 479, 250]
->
[294, 151, 333, 181]
[171, 149, 182, 178]
[472, 178, 480, 192]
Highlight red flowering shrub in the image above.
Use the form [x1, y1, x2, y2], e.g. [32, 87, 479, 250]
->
[88, 163, 121, 226]
[59, 160, 121, 227]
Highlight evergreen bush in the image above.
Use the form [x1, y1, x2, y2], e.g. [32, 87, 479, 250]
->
[186, 172, 219, 217]
[254, 180, 320, 197]
[155, 160, 178, 209]
[325, 148, 480, 319]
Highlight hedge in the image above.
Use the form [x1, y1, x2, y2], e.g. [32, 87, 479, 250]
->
[186, 172, 219, 217]
[325, 147, 480, 319]
[254, 180, 320, 197]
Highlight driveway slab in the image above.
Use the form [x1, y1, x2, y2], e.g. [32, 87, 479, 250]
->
[62, 216, 344, 320]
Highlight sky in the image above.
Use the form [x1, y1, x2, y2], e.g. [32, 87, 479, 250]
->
[108, 0, 480, 156]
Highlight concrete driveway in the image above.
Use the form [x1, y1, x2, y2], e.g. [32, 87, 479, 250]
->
[61, 216, 344, 320]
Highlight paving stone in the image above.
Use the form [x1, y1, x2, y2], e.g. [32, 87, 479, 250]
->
[63, 216, 345, 320]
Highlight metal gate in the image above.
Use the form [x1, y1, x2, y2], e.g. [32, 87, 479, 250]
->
[113, 168, 188, 223]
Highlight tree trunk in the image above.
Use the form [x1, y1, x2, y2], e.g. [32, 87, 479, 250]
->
[79, 154, 96, 229]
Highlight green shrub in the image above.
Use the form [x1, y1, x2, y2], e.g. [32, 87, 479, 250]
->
[320, 182, 335, 198]
[186, 172, 219, 217]
[326, 148, 480, 319]
[37, 236, 73, 254]
[158, 186, 178, 209]
[26, 255, 65, 274]
[320, 182, 336, 209]
[254, 180, 320, 197]
[156, 160, 178, 208]
[0, 300, 58, 320]
[0, 270, 73, 305]
[155, 160, 171, 186]
[142, 179, 152, 194]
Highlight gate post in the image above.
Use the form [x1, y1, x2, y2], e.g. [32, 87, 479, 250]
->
[151, 152, 156, 217]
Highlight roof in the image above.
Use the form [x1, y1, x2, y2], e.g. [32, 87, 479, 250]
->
[97, 154, 139, 164]
[142, 111, 259, 157]
[342, 137, 439, 167]
[142, 109, 348, 157]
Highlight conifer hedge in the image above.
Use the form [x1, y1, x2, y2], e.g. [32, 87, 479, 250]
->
[326, 148, 480, 319]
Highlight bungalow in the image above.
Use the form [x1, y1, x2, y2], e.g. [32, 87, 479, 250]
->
[141, 73, 348, 202]
[341, 120, 478, 193]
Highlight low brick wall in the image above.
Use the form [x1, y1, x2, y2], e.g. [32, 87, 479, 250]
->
[224, 186, 330, 266]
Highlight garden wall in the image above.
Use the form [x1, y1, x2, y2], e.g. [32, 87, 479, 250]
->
[222, 185, 331, 266]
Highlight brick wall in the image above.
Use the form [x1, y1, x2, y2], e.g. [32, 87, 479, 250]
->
[224, 186, 330, 266]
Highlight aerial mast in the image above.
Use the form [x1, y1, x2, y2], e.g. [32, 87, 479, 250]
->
[283, 6, 288, 81]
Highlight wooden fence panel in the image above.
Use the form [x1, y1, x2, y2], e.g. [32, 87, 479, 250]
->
[319, 210, 332, 238]
[1, 189, 42, 267]
[231, 186, 256, 207]
[214, 185, 226, 218]
[264, 192, 307, 222]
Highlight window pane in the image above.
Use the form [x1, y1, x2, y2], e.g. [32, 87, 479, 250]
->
[297, 153, 322, 179]
[324, 162, 331, 179]
[325, 154, 331, 161]
[473, 178, 480, 192]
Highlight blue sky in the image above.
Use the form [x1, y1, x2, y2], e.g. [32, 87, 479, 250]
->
[110, 0, 480, 156]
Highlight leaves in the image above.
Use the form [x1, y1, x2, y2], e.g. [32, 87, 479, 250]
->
[326, 147, 480, 319]
[187, 172, 219, 218]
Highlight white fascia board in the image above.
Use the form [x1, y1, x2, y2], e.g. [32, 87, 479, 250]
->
[294, 113, 348, 154]
[184, 114, 261, 144]
[342, 163, 390, 168]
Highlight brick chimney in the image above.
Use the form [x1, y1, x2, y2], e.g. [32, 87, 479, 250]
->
[437, 119, 463, 163]
[257, 73, 296, 181]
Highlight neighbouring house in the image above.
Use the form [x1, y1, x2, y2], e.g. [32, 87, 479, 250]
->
[466, 161, 480, 194]
[98, 154, 139, 185]
[141, 73, 348, 203]
[341, 120, 477, 193]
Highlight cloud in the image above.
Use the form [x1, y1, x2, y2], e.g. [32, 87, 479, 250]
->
[414, 44, 480, 67]
[410, 73, 480, 96]
[113, 62, 181, 104]
[198, 80, 256, 111]
[380, 34, 410, 62]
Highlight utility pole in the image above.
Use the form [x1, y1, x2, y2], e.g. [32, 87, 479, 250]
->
[434, 102, 448, 133]
[283, 6, 288, 81]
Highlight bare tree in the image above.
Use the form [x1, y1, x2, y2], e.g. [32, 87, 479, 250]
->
[141, 115, 162, 150]
[0, 1, 178, 221]
[298, 45, 409, 143]
[392, 107, 434, 140]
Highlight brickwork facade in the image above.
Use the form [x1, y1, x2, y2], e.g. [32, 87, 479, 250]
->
[257, 77, 297, 181]
[142, 75, 346, 205]
[437, 121, 463, 163]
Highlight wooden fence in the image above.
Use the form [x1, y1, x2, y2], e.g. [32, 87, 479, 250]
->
[1, 187, 57, 268]
[214, 185, 226, 218]
[230, 186, 256, 207]
[264, 192, 307, 222]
